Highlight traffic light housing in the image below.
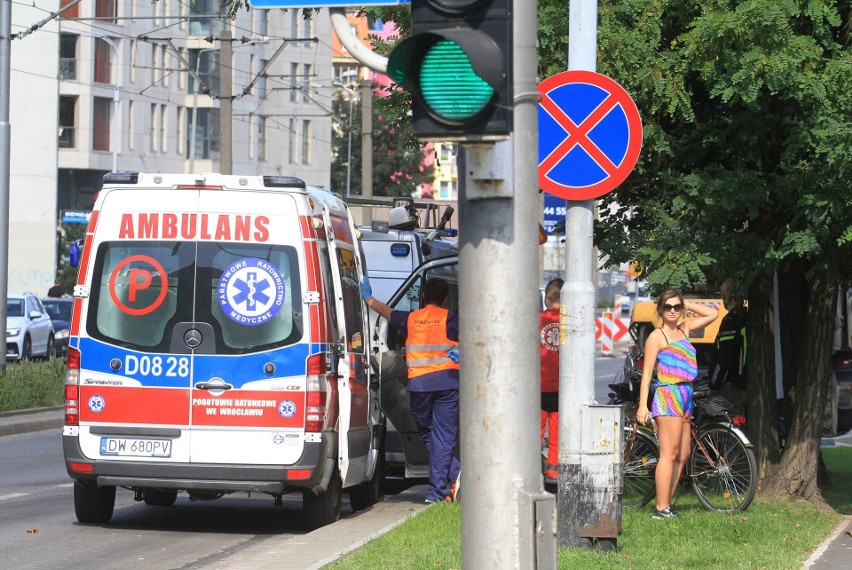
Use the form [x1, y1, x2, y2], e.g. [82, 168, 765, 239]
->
[388, 0, 513, 142]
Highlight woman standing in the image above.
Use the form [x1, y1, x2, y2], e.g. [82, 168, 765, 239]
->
[636, 291, 718, 519]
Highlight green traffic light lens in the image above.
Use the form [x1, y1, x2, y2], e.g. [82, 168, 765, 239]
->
[420, 39, 494, 121]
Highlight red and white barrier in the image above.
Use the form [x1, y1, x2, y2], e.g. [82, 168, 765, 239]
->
[601, 311, 614, 354]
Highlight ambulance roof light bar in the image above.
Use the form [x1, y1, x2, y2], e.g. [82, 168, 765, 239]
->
[263, 176, 306, 189]
[102, 172, 139, 185]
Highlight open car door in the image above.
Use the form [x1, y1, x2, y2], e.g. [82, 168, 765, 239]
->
[373, 256, 459, 478]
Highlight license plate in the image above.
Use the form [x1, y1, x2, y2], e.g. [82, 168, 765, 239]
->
[100, 437, 172, 458]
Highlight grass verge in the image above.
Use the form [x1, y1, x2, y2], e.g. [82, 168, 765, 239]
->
[328, 452, 852, 570]
[0, 359, 66, 412]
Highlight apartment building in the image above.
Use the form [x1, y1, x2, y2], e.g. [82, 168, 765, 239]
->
[56, 0, 333, 223]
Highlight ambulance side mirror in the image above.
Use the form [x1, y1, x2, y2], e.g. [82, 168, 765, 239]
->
[69, 239, 84, 268]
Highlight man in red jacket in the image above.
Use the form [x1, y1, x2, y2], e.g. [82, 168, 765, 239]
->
[539, 278, 563, 485]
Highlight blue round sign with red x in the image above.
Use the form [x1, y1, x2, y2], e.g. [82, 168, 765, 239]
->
[538, 70, 642, 200]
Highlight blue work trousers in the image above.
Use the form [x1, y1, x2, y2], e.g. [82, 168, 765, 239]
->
[409, 389, 461, 502]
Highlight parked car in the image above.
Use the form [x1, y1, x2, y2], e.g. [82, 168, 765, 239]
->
[41, 297, 73, 357]
[7, 293, 54, 361]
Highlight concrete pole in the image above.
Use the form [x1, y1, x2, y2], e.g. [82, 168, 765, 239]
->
[0, 0, 10, 369]
[360, 82, 372, 224]
[220, 29, 232, 174]
[460, 1, 554, 568]
[345, 92, 353, 198]
[557, 0, 598, 549]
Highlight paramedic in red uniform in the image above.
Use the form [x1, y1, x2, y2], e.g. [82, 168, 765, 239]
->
[362, 276, 461, 503]
[539, 278, 563, 485]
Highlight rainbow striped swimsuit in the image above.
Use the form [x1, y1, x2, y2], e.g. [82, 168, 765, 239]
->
[652, 336, 698, 418]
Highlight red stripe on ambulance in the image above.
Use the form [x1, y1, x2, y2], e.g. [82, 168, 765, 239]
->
[78, 386, 190, 424]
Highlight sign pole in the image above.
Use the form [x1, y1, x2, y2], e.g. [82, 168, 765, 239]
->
[558, 0, 600, 549]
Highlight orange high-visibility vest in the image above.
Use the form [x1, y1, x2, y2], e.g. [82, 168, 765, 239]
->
[406, 305, 459, 379]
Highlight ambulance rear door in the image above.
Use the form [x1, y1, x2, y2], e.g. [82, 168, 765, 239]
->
[187, 189, 309, 466]
[322, 204, 371, 487]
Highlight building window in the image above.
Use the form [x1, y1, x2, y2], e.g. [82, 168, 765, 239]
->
[302, 64, 311, 103]
[177, 47, 186, 90]
[290, 62, 298, 102]
[94, 38, 112, 84]
[176, 106, 185, 155]
[258, 116, 267, 162]
[189, 0, 224, 37]
[302, 13, 312, 44]
[129, 40, 137, 83]
[58, 96, 77, 148]
[59, 34, 77, 81]
[161, 45, 169, 87]
[150, 103, 158, 151]
[160, 105, 168, 152]
[127, 101, 135, 151]
[60, 0, 80, 19]
[258, 58, 268, 100]
[186, 108, 220, 160]
[288, 118, 295, 163]
[290, 9, 299, 38]
[189, 49, 219, 94]
[301, 120, 311, 165]
[95, 0, 116, 24]
[93, 97, 112, 152]
[151, 43, 159, 84]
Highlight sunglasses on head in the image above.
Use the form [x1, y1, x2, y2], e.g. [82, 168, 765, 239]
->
[663, 303, 684, 312]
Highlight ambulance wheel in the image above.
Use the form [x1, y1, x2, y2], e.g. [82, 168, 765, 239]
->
[143, 488, 178, 507]
[303, 464, 342, 530]
[74, 481, 116, 524]
[350, 445, 386, 511]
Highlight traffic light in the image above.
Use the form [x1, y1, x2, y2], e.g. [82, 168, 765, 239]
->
[387, 0, 513, 142]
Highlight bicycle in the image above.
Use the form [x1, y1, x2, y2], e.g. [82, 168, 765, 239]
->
[613, 363, 758, 513]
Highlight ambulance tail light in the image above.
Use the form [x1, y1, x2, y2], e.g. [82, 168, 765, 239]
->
[306, 353, 337, 432]
[65, 347, 81, 426]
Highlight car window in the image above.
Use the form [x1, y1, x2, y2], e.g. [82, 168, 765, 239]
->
[27, 296, 39, 315]
[43, 300, 72, 321]
[7, 299, 24, 317]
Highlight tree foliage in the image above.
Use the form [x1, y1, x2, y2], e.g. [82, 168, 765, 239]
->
[590, 0, 851, 502]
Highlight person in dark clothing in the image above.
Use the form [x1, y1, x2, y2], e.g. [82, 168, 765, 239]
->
[47, 279, 67, 298]
[362, 276, 461, 504]
[709, 282, 747, 415]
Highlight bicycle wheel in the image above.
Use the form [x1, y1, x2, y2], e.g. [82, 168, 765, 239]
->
[623, 427, 658, 509]
[689, 425, 757, 512]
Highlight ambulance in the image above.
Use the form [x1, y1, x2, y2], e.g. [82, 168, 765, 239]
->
[62, 173, 384, 530]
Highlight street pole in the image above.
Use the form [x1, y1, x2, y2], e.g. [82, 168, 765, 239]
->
[345, 92, 353, 198]
[360, 82, 372, 223]
[460, 2, 555, 568]
[0, 0, 11, 370]
[220, 29, 232, 174]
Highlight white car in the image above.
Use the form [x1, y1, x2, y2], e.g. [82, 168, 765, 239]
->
[6, 293, 54, 361]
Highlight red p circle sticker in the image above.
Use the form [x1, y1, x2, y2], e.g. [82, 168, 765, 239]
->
[109, 255, 168, 315]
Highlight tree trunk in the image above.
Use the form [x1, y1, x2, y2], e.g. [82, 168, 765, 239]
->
[762, 267, 837, 502]
[748, 276, 783, 484]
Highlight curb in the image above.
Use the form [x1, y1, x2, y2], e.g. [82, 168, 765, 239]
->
[803, 516, 852, 569]
[0, 407, 63, 437]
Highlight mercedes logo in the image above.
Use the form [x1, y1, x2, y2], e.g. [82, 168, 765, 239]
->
[184, 328, 203, 349]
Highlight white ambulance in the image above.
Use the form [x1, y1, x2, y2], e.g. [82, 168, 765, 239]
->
[62, 173, 384, 530]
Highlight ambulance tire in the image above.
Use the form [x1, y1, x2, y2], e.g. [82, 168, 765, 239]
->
[349, 443, 386, 511]
[143, 488, 178, 507]
[303, 463, 342, 530]
[74, 481, 116, 524]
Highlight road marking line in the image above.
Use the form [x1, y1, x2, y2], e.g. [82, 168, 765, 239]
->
[0, 493, 29, 501]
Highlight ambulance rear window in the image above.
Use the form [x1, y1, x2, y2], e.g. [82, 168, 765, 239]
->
[87, 241, 303, 354]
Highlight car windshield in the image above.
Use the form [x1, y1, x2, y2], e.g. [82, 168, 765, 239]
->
[7, 299, 24, 317]
[43, 300, 72, 321]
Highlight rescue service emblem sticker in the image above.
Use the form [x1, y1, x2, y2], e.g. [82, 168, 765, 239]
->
[278, 400, 297, 418]
[88, 394, 106, 413]
[218, 258, 285, 326]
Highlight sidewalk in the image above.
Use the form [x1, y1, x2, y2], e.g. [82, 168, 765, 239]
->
[805, 429, 852, 569]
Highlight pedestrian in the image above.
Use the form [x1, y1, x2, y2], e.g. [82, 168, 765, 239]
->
[539, 278, 564, 486]
[362, 276, 461, 503]
[709, 281, 748, 411]
[635, 290, 718, 519]
[47, 279, 66, 298]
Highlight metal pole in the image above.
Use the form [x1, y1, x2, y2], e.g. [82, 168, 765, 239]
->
[557, 0, 599, 549]
[112, 85, 119, 172]
[360, 82, 372, 223]
[345, 92, 353, 198]
[219, 29, 232, 174]
[461, 2, 553, 567]
[0, 0, 11, 370]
